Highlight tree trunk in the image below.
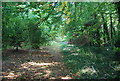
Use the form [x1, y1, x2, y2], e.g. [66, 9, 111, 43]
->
[115, 2, 120, 23]
[16, 47, 18, 51]
[101, 13, 110, 44]
[114, 2, 120, 63]
[109, 14, 113, 45]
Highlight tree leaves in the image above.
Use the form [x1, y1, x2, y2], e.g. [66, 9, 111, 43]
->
[2, 2, 119, 49]
[66, 18, 71, 24]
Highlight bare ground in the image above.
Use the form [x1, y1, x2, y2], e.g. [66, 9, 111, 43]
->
[2, 47, 72, 80]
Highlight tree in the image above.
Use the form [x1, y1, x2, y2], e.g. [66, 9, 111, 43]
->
[3, 16, 27, 50]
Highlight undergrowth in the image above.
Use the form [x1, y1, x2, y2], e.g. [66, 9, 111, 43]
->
[61, 44, 119, 79]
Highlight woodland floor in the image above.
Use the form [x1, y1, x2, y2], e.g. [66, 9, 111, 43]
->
[2, 47, 73, 80]
[1, 43, 120, 80]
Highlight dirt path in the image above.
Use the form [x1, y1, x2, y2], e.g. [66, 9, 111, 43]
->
[2, 47, 72, 80]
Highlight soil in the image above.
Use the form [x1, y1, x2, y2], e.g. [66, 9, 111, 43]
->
[2, 47, 72, 80]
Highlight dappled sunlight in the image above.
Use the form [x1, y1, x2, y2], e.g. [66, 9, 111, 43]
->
[29, 49, 50, 54]
[49, 77, 56, 79]
[81, 66, 97, 75]
[63, 48, 71, 51]
[2, 2, 120, 79]
[77, 49, 81, 52]
[71, 53, 79, 56]
[35, 72, 43, 76]
[62, 45, 118, 78]
[3, 72, 20, 79]
[61, 75, 72, 79]
[114, 65, 120, 71]
[2, 46, 73, 80]
[67, 44, 75, 47]
[40, 50, 50, 53]
[62, 47, 80, 53]
[43, 70, 52, 78]
[20, 62, 61, 69]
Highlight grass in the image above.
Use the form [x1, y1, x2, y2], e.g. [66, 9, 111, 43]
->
[61, 44, 119, 79]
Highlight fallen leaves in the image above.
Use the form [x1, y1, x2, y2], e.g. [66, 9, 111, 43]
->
[2, 47, 72, 79]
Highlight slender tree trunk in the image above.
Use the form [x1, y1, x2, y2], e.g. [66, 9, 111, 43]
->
[114, 2, 120, 71]
[115, 2, 120, 23]
[114, 2, 120, 45]
[109, 14, 114, 45]
[114, 2, 120, 40]
[16, 47, 18, 51]
[101, 13, 110, 44]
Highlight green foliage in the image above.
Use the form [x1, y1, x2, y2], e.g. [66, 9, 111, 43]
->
[2, 16, 27, 50]
[2, 2, 119, 49]
[2, 2, 120, 79]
